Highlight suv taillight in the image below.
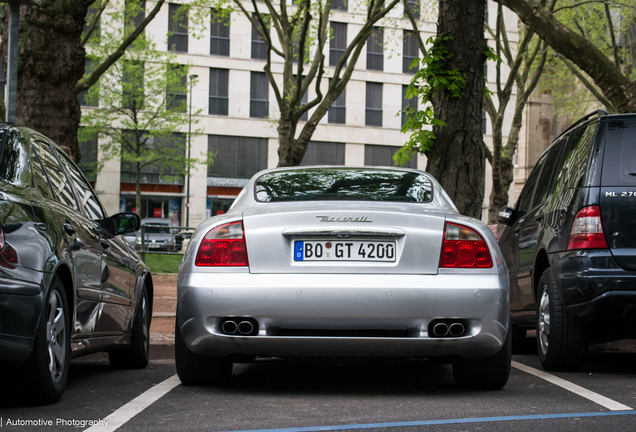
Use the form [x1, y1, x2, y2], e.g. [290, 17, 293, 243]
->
[439, 222, 493, 268]
[567, 206, 608, 250]
[195, 221, 249, 266]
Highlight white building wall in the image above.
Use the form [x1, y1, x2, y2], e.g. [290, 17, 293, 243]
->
[83, 0, 519, 225]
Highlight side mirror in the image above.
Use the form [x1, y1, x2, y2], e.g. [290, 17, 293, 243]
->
[110, 213, 141, 236]
[497, 207, 515, 226]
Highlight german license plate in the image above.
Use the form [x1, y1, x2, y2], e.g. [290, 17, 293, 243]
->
[294, 240, 395, 262]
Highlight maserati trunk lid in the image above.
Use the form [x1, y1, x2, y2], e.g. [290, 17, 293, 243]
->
[242, 201, 446, 274]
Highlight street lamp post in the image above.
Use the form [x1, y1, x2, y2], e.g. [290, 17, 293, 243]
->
[186, 74, 198, 228]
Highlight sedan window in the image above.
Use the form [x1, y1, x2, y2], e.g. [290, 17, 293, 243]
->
[255, 168, 433, 203]
[0, 129, 32, 187]
[31, 140, 77, 210]
[56, 149, 105, 221]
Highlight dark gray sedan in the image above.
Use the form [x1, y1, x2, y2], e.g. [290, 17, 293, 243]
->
[0, 125, 153, 403]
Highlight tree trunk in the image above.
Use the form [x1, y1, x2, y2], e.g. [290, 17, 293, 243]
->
[427, 0, 487, 219]
[1, 1, 92, 162]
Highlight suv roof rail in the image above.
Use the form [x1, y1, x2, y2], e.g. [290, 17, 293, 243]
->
[561, 109, 609, 136]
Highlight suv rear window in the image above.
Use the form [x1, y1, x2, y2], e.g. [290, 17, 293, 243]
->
[255, 168, 433, 203]
[602, 119, 636, 185]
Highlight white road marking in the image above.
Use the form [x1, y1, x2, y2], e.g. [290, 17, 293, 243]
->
[85, 374, 181, 432]
[512, 361, 632, 411]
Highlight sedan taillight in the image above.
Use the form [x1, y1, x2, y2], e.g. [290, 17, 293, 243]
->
[439, 222, 493, 268]
[195, 221, 248, 266]
[567, 205, 608, 250]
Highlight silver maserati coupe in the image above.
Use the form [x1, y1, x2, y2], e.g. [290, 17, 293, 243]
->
[176, 167, 511, 389]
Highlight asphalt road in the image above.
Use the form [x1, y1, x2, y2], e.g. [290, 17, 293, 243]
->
[1, 343, 635, 432]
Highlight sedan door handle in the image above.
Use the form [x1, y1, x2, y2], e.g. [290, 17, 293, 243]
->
[63, 223, 76, 235]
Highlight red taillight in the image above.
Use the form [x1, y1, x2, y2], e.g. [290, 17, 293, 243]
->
[195, 221, 248, 266]
[567, 206, 608, 250]
[439, 223, 493, 268]
[0, 225, 17, 267]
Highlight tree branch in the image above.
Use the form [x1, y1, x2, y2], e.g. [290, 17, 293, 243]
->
[557, 54, 616, 112]
[81, 0, 111, 47]
[76, 0, 166, 94]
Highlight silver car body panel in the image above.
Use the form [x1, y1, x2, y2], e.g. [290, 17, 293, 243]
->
[178, 166, 509, 360]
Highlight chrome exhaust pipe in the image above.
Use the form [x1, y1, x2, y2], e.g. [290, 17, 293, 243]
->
[238, 321, 254, 335]
[221, 320, 238, 334]
[449, 323, 465, 337]
[433, 323, 449, 337]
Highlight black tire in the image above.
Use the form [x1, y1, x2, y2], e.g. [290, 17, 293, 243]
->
[453, 326, 511, 390]
[109, 284, 150, 369]
[22, 276, 71, 404]
[175, 316, 233, 386]
[536, 267, 588, 371]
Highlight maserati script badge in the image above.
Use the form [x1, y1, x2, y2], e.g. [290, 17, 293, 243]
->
[316, 216, 372, 223]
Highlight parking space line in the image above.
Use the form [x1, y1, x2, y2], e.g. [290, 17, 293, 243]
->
[219, 410, 636, 432]
[511, 361, 632, 411]
[84, 374, 180, 432]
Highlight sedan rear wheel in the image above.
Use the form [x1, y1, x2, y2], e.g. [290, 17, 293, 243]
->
[23, 276, 70, 404]
[175, 317, 232, 386]
[453, 326, 511, 390]
[536, 267, 588, 371]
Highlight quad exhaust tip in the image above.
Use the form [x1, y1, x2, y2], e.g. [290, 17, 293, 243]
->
[221, 318, 258, 336]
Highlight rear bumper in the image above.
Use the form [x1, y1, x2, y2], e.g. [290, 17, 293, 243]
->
[551, 250, 636, 323]
[0, 276, 45, 364]
[177, 272, 509, 359]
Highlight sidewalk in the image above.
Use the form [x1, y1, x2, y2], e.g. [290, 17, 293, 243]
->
[150, 274, 177, 345]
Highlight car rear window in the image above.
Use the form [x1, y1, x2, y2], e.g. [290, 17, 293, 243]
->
[602, 119, 636, 185]
[0, 129, 32, 187]
[144, 224, 172, 234]
[255, 168, 433, 203]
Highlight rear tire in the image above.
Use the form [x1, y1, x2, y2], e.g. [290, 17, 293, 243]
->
[536, 267, 588, 371]
[109, 284, 150, 369]
[175, 317, 232, 386]
[22, 276, 70, 404]
[453, 327, 511, 390]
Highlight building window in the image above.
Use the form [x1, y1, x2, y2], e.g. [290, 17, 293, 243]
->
[84, 4, 101, 45]
[365, 144, 417, 169]
[167, 64, 187, 113]
[79, 58, 98, 107]
[120, 133, 185, 185]
[125, 0, 145, 32]
[331, 0, 347, 11]
[251, 14, 268, 60]
[484, 2, 489, 23]
[210, 9, 230, 56]
[250, 71, 269, 118]
[300, 142, 345, 165]
[122, 61, 144, 110]
[168, 3, 188, 53]
[209, 68, 229, 116]
[401, 85, 417, 127]
[208, 135, 268, 179]
[78, 135, 98, 182]
[293, 76, 308, 121]
[365, 82, 382, 127]
[366, 27, 383, 71]
[482, 110, 487, 135]
[405, 0, 420, 20]
[121, 196, 182, 223]
[328, 80, 345, 124]
[330, 22, 347, 66]
[403, 30, 419, 74]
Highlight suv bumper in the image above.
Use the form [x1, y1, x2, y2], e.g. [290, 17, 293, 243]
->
[551, 250, 636, 323]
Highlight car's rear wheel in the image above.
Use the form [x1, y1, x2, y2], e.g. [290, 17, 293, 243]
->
[536, 267, 588, 371]
[175, 317, 233, 386]
[109, 284, 150, 369]
[453, 327, 511, 390]
[22, 276, 70, 404]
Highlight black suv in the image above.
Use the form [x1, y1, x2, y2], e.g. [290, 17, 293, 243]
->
[498, 110, 636, 371]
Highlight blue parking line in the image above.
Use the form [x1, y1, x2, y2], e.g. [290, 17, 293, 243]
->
[221, 410, 636, 432]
